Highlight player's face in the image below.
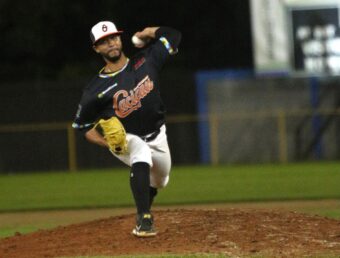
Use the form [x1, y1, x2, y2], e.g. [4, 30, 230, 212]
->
[94, 34, 123, 62]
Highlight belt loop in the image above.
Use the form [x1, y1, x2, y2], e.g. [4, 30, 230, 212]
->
[141, 129, 160, 142]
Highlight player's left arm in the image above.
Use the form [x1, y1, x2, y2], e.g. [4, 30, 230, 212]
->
[85, 128, 109, 148]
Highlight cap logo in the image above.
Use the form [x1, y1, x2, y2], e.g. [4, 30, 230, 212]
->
[90, 21, 123, 44]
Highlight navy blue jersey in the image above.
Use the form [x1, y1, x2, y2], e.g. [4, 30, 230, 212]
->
[73, 27, 181, 136]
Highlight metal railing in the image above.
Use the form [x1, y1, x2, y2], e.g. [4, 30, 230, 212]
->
[204, 108, 340, 164]
[1, 109, 339, 171]
[0, 122, 77, 171]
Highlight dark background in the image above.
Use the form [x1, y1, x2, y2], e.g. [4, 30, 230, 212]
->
[0, 0, 252, 85]
[0, 0, 253, 171]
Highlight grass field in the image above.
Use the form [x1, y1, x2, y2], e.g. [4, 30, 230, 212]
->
[0, 162, 340, 258]
[1, 162, 340, 211]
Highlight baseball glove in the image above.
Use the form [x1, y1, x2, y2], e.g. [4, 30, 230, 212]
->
[95, 116, 128, 155]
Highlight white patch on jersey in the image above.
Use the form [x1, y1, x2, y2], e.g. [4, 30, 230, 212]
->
[75, 104, 82, 118]
[98, 83, 118, 98]
[72, 122, 94, 129]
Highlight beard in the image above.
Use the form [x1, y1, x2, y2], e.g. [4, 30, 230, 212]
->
[103, 49, 122, 63]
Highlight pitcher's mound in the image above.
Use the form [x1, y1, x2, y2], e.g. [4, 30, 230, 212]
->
[1, 209, 340, 258]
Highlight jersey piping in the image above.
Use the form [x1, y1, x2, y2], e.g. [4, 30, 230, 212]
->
[98, 58, 130, 78]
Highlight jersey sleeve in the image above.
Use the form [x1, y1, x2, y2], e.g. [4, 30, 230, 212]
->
[147, 27, 182, 70]
[72, 91, 98, 133]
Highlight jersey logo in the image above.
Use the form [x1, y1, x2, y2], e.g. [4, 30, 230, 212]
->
[133, 57, 145, 70]
[113, 76, 154, 118]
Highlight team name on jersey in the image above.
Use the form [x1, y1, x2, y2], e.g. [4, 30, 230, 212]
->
[113, 75, 154, 118]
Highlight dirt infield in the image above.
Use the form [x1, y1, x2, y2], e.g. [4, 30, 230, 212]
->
[1, 209, 340, 258]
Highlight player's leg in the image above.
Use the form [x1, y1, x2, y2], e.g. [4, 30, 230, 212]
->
[149, 141, 171, 208]
[113, 134, 156, 237]
[113, 133, 152, 166]
[114, 134, 152, 215]
[147, 125, 172, 208]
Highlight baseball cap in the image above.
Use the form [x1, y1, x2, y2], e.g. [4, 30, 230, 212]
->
[90, 21, 123, 44]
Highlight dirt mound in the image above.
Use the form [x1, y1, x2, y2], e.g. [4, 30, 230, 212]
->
[1, 209, 340, 258]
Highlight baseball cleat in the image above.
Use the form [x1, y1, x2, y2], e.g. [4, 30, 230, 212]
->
[132, 213, 157, 237]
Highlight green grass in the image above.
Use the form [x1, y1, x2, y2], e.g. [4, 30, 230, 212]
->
[1, 162, 340, 211]
[0, 169, 130, 211]
[160, 162, 340, 204]
[1, 163, 340, 257]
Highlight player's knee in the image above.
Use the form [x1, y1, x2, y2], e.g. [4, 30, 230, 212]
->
[151, 175, 169, 189]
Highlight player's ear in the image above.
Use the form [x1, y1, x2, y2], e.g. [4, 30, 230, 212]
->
[93, 45, 100, 53]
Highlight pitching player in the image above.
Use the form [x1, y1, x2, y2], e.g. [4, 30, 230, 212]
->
[72, 21, 181, 237]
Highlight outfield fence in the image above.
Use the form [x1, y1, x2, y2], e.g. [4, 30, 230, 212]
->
[0, 122, 77, 171]
[1, 109, 340, 172]
[202, 109, 340, 165]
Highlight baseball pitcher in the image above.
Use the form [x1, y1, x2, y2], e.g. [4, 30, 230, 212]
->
[72, 21, 181, 237]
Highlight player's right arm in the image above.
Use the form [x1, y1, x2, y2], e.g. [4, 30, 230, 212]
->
[134, 26, 182, 70]
[133, 27, 160, 44]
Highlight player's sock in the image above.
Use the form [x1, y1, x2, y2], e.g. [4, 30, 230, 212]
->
[149, 186, 158, 209]
[130, 162, 150, 214]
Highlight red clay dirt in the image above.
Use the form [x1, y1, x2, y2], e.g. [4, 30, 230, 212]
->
[1, 208, 340, 258]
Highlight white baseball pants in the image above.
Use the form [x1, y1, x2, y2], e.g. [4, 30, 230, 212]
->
[112, 125, 172, 188]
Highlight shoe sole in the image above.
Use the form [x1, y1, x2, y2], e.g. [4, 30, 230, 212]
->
[132, 228, 157, 237]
